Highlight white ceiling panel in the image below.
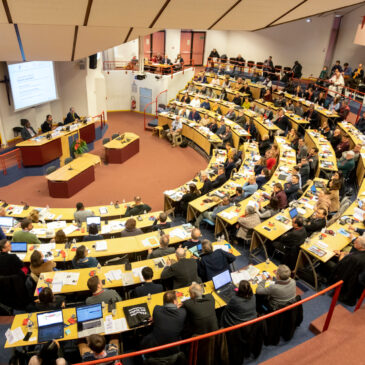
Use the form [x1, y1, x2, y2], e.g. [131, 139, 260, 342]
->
[154, 0, 237, 29]
[88, 0, 165, 27]
[214, 0, 303, 30]
[18, 24, 74, 61]
[8, 0, 88, 25]
[0, 24, 22, 61]
[74, 26, 129, 60]
[128, 27, 155, 42]
[273, 0, 364, 25]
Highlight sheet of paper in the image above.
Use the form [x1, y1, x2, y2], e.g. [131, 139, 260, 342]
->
[169, 228, 189, 240]
[122, 272, 134, 286]
[95, 240, 108, 251]
[5, 327, 24, 344]
[47, 221, 67, 230]
[63, 272, 80, 286]
[52, 281, 63, 293]
[220, 211, 238, 220]
[104, 316, 128, 334]
[141, 237, 159, 248]
[53, 272, 66, 283]
[246, 265, 260, 279]
[213, 244, 229, 252]
[12, 207, 23, 215]
[101, 225, 111, 234]
[132, 267, 145, 282]
[63, 224, 78, 235]
[354, 207, 365, 221]
[231, 271, 251, 285]
[105, 270, 122, 282]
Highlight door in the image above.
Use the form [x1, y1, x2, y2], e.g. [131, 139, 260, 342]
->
[180, 31, 192, 65]
[192, 32, 205, 66]
[152, 31, 165, 58]
[139, 87, 152, 113]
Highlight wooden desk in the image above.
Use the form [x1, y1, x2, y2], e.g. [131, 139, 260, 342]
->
[294, 179, 365, 290]
[244, 103, 279, 138]
[5, 260, 276, 348]
[35, 241, 241, 296]
[46, 154, 101, 198]
[104, 133, 140, 164]
[16, 121, 96, 166]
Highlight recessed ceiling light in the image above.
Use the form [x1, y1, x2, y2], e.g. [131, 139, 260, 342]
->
[306, 18, 312, 23]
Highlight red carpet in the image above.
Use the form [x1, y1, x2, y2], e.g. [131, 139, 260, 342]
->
[0, 112, 207, 211]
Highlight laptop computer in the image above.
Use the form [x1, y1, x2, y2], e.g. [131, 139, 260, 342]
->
[86, 216, 101, 230]
[0, 216, 14, 230]
[212, 270, 236, 303]
[188, 243, 202, 258]
[11, 242, 27, 260]
[76, 303, 104, 338]
[37, 310, 64, 343]
[289, 207, 298, 219]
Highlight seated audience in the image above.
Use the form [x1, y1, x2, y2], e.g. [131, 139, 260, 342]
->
[211, 166, 227, 188]
[304, 207, 327, 236]
[297, 138, 308, 161]
[121, 218, 143, 237]
[64, 107, 80, 124]
[220, 280, 257, 327]
[231, 186, 245, 204]
[72, 245, 99, 269]
[337, 150, 355, 177]
[256, 265, 296, 311]
[298, 158, 310, 186]
[29, 341, 66, 365]
[272, 183, 288, 209]
[258, 135, 271, 156]
[303, 104, 320, 129]
[132, 267, 163, 298]
[79, 334, 118, 362]
[190, 95, 201, 108]
[28, 209, 40, 223]
[125, 196, 151, 217]
[86, 275, 121, 305]
[167, 116, 183, 147]
[183, 282, 218, 335]
[52, 229, 67, 244]
[12, 218, 41, 244]
[161, 248, 201, 289]
[224, 157, 236, 179]
[74, 202, 94, 225]
[41, 115, 53, 133]
[21, 119, 36, 140]
[83, 223, 103, 242]
[0, 239, 26, 277]
[355, 111, 365, 133]
[188, 108, 201, 122]
[330, 128, 342, 150]
[152, 212, 171, 231]
[30, 250, 56, 277]
[35, 287, 65, 311]
[195, 196, 231, 227]
[256, 168, 270, 189]
[284, 175, 300, 202]
[335, 135, 350, 158]
[199, 171, 213, 195]
[236, 206, 261, 241]
[197, 239, 236, 281]
[147, 235, 175, 259]
[242, 176, 258, 198]
[183, 228, 202, 249]
[256, 197, 280, 220]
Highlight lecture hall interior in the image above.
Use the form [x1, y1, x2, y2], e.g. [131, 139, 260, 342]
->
[0, 1, 365, 364]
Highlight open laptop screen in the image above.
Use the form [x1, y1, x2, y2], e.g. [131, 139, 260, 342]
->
[289, 208, 298, 219]
[11, 242, 27, 252]
[212, 270, 232, 290]
[76, 304, 103, 323]
[37, 310, 63, 328]
[0, 217, 14, 228]
[86, 216, 101, 226]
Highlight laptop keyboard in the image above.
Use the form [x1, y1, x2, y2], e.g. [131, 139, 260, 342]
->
[82, 319, 101, 330]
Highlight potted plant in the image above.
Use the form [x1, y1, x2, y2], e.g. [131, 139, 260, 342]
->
[72, 139, 88, 158]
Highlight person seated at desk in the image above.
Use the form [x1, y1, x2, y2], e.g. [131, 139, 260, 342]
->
[141, 290, 186, 359]
[236, 206, 261, 242]
[314, 92, 326, 107]
[215, 119, 226, 137]
[222, 74, 231, 89]
[256, 264, 296, 312]
[152, 212, 171, 231]
[178, 184, 200, 215]
[224, 156, 235, 179]
[303, 104, 320, 130]
[263, 88, 272, 102]
[79, 334, 119, 363]
[242, 96, 250, 109]
[51, 229, 67, 244]
[35, 287, 65, 311]
[219, 125, 233, 147]
[183, 282, 218, 335]
[196, 72, 207, 83]
[210, 74, 220, 86]
[303, 207, 327, 236]
[307, 147, 319, 177]
[13, 218, 41, 244]
[41, 114, 54, 133]
[180, 92, 191, 104]
[86, 275, 122, 305]
[256, 197, 280, 221]
[211, 102, 222, 115]
[197, 239, 236, 281]
[161, 55, 172, 65]
[225, 108, 236, 121]
[232, 94, 242, 107]
[236, 109, 247, 128]
[83, 223, 103, 242]
[341, 143, 362, 163]
[211, 166, 227, 188]
[121, 218, 143, 237]
[167, 116, 183, 147]
[200, 171, 213, 195]
[200, 98, 210, 110]
[190, 95, 201, 108]
[298, 158, 310, 186]
[304, 87, 315, 102]
[200, 113, 210, 126]
[20, 119, 37, 140]
[28, 209, 40, 223]
[285, 99, 295, 113]
[0, 239, 26, 277]
[329, 236, 365, 306]
[256, 168, 270, 189]
[274, 94, 286, 108]
[233, 77, 245, 92]
[29, 340, 67, 365]
[335, 135, 350, 158]
[294, 100, 304, 116]
[183, 228, 202, 249]
[72, 245, 99, 269]
[208, 118, 218, 133]
[337, 150, 355, 178]
[320, 121, 333, 140]
[328, 95, 341, 114]
[284, 175, 300, 202]
[74, 202, 94, 225]
[124, 196, 151, 217]
[161, 248, 201, 289]
[274, 108, 291, 136]
[221, 280, 257, 328]
[242, 176, 258, 198]
[132, 267, 164, 298]
[265, 150, 277, 171]
[64, 107, 80, 125]
[195, 196, 232, 227]
[178, 105, 188, 118]
[30, 250, 56, 280]
[187, 82, 195, 93]
[188, 107, 201, 122]
[148, 235, 175, 259]
[231, 186, 245, 204]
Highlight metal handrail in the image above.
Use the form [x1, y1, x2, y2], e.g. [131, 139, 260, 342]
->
[0, 148, 21, 175]
[75, 280, 344, 365]
[143, 90, 168, 130]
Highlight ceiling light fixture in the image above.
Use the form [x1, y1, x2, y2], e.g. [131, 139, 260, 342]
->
[306, 18, 312, 23]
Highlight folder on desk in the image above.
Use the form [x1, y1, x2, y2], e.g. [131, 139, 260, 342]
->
[95, 240, 108, 251]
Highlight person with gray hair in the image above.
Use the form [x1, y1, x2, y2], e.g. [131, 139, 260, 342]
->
[330, 236, 365, 305]
[183, 282, 218, 335]
[236, 205, 261, 241]
[161, 248, 201, 289]
[200, 171, 213, 195]
[194, 195, 232, 227]
[147, 235, 175, 259]
[64, 106, 80, 124]
[256, 264, 296, 311]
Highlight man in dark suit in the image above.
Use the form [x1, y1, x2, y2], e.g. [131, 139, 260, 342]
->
[0, 239, 26, 277]
[274, 109, 291, 135]
[147, 235, 175, 259]
[188, 108, 201, 122]
[183, 282, 218, 335]
[41, 114, 53, 133]
[200, 171, 213, 195]
[64, 107, 81, 124]
[200, 99, 210, 110]
[20, 119, 37, 140]
[303, 104, 320, 130]
[152, 212, 171, 231]
[124, 196, 151, 217]
[132, 267, 163, 298]
[141, 291, 187, 358]
[355, 111, 365, 133]
[211, 167, 227, 189]
[198, 240, 236, 281]
[284, 175, 300, 202]
[161, 248, 201, 289]
[304, 207, 327, 236]
[225, 108, 236, 121]
[161, 55, 172, 65]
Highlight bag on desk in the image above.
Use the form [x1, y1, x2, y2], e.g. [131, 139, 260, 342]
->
[123, 303, 151, 328]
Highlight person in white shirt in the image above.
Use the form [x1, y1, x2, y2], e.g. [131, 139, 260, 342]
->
[210, 74, 220, 86]
[167, 116, 183, 147]
[178, 106, 188, 118]
[190, 95, 201, 108]
[328, 69, 344, 97]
